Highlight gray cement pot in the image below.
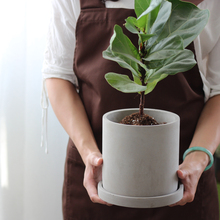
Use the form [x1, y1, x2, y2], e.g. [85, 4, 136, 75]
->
[98, 108, 183, 208]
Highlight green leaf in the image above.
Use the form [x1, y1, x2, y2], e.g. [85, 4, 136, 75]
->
[103, 25, 142, 78]
[103, 46, 140, 78]
[135, 0, 162, 33]
[146, 0, 172, 47]
[144, 35, 184, 61]
[144, 69, 156, 81]
[147, 1, 161, 29]
[133, 75, 142, 85]
[147, 49, 196, 82]
[145, 60, 165, 69]
[125, 17, 155, 45]
[109, 25, 148, 73]
[135, 0, 151, 17]
[137, 0, 162, 19]
[139, 33, 155, 43]
[110, 25, 140, 61]
[105, 73, 147, 93]
[156, 0, 209, 48]
[145, 74, 168, 95]
[125, 17, 139, 34]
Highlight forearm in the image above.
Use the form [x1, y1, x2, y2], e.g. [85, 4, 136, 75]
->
[185, 95, 220, 170]
[190, 95, 220, 153]
[46, 78, 100, 164]
[171, 95, 220, 206]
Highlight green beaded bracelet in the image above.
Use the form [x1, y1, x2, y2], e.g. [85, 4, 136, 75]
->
[183, 147, 214, 171]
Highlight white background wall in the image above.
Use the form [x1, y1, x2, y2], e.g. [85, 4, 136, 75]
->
[0, 0, 68, 219]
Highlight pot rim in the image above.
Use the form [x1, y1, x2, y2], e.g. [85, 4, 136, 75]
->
[103, 108, 180, 127]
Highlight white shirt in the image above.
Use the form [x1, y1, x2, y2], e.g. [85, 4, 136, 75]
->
[42, 0, 220, 102]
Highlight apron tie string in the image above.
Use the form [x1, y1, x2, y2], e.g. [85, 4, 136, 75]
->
[41, 79, 49, 154]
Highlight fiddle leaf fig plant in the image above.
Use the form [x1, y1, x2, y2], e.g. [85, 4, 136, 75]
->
[103, 0, 209, 116]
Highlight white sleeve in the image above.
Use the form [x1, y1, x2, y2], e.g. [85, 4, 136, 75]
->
[40, 0, 80, 153]
[206, 36, 220, 98]
[194, 0, 220, 101]
[42, 0, 80, 86]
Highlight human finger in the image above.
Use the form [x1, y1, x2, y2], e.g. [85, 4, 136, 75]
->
[169, 169, 196, 207]
[83, 154, 112, 206]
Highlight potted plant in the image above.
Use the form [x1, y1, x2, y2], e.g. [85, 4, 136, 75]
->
[98, 0, 209, 208]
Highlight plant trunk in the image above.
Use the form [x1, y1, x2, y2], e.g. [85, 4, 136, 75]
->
[139, 91, 145, 116]
[139, 64, 146, 117]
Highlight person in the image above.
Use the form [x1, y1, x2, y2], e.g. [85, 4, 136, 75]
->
[42, 0, 220, 219]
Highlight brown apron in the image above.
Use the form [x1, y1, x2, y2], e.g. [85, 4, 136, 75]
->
[62, 0, 219, 219]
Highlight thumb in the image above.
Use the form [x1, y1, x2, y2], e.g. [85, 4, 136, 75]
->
[177, 169, 187, 180]
[90, 154, 103, 166]
[96, 157, 103, 166]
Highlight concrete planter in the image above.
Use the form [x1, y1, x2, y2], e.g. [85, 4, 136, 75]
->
[98, 108, 183, 208]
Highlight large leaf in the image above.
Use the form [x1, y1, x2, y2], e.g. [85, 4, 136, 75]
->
[125, 17, 140, 34]
[144, 35, 184, 61]
[145, 59, 166, 69]
[136, 0, 162, 33]
[103, 47, 140, 78]
[134, 0, 151, 33]
[144, 74, 168, 95]
[146, 0, 172, 47]
[137, 0, 162, 19]
[139, 33, 155, 43]
[135, 0, 151, 17]
[124, 17, 155, 44]
[105, 73, 147, 93]
[147, 1, 161, 29]
[110, 25, 140, 60]
[109, 25, 148, 72]
[155, 0, 209, 48]
[146, 49, 196, 82]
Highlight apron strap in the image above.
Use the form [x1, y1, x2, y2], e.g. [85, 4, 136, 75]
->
[80, 0, 106, 10]
[80, 0, 119, 10]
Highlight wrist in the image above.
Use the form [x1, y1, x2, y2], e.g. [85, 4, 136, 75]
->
[77, 141, 101, 165]
[183, 148, 210, 171]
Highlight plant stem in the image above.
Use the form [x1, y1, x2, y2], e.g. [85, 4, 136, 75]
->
[139, 91, 145, 116]
[138, 61, 146, 116]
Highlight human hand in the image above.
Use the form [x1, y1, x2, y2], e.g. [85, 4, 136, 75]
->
[170, 151, 209, 207]
[83, 152, 112, 206]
